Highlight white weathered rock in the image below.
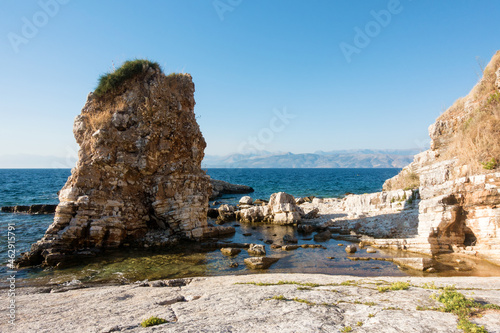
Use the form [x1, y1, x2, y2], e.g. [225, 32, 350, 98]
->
[247, 244, 266, 256]
[239, 196, 253, 205]
[237, 205, 269, 223]
[268, 192, 302, 225]
[9, 274, 500, 333]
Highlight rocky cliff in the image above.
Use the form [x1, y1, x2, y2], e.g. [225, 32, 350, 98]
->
[18, 61, 211, 267]
[375, 51, 500, 264]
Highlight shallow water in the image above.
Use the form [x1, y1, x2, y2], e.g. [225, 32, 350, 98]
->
[9, 220, 500, 288]
[1, 168, 500, 288]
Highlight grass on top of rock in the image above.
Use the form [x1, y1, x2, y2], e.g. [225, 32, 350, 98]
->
[94, 59, 162, 98]
[442, 53, 500, 174]
[140, 316, 168, 327]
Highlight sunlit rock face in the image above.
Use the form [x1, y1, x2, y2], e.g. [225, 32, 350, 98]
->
[377, 51, 500, 264]
[19, 69, 211, 267]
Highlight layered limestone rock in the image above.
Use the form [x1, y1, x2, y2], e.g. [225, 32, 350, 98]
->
[18, 65, 211, 267]
[370, 52, 500, 264]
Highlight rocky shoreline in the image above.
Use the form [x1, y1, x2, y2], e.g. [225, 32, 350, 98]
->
[5, 273, 500, 333]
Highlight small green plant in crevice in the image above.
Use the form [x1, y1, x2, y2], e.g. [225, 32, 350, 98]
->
[420, 282, 439, 290]
[368, 313, 375, 318]
[267, 295, 330, 307]
[356, 321, 363, 326]
[140, 316, 168, 327]
[297, 286, 312, 291]
[364, 301, 377, 306]
[383, 306, 402, 310]
[481, 157, 497, 170]
[293, 297, 316, 306]
[268, 295, 286, 301]
[340, 280, 359, 286]
[378, 281, 410, 292]
[340, 326, 353, 332]
[94, 59, 162, 98]
[237, 280, 321, 288]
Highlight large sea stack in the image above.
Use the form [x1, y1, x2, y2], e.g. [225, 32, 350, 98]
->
[19, 60, 211, 267]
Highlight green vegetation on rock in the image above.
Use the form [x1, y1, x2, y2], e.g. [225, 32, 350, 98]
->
[421, 289, 500, 333]
[140, 316, 168, 327]
[377, 281, 410, 292]
[94, 59, 162, 97]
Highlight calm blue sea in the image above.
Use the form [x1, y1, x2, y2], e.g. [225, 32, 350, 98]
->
[0, 168, 400, 283]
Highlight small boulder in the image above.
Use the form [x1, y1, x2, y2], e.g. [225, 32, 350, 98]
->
[297, 224, 316, 234]
[304, 208, 319, 220]
[345, 245, 357, 254]
[239, 196, 253, 205]
[247, 244, 266, 256]
[243, 257, 279, 269]
[283, 234, 298, 243]
[220, 248, 241, 256]
[366, 247, 377, 254]
[282, 245, 300, 251]
[313, 230, 331, 242]
[217, 204, 236, 223]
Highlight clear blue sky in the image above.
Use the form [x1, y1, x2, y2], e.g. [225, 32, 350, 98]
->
[0, 0, 499, 167]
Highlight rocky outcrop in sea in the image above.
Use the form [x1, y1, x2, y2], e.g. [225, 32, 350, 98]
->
[18, 62, 212, 267]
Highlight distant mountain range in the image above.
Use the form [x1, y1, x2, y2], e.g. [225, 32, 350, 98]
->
[202, 149, 422, 168]
[0, 149, 421, 169]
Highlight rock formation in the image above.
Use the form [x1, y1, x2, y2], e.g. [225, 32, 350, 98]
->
[235, 192, 303, 225]
[1, 204, 57, 214]
[18, 61, 211, 267]
[209, 179, 254, 200]
[367, 52, 500, 264]
[297, 51, 500, 266]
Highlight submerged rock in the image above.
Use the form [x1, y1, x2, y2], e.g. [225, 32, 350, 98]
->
[345, 245, 357, 254]
[220, 248, 242, 256]
[313, 230, 331, 242]
[393, 257, 432, 271]
[243, 257, 279, 269]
